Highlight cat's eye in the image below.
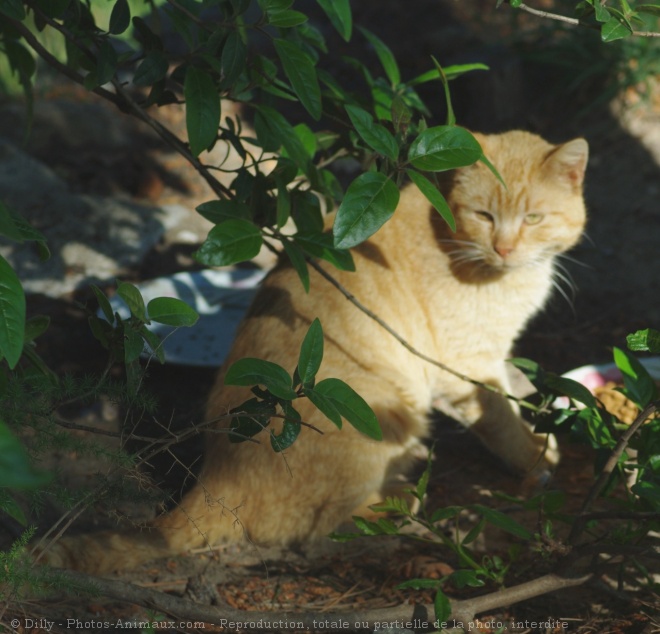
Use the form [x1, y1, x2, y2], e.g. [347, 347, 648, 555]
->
[524, 213, 544, 225]
[475, 211, 494, 222]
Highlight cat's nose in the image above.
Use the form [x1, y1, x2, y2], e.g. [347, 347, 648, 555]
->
[495, 245, 514, 258]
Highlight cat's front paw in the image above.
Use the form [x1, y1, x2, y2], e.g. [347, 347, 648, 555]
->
[522, 432, 559, 486]
[536, 431, 559, 466]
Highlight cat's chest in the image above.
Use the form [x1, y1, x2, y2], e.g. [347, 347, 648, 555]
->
[422, 264, 554, 354]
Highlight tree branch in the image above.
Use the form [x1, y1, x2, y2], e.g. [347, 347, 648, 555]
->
[568, 401, 659, 544]
[306, 257, 545, 414]
[6, 17, 125, 109]
[52, 569, 593, 632]
[513, 1, 660, 38]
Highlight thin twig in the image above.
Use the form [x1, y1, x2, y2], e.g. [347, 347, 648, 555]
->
[6, 17, 125, 109]
[53, 417, 121, 438]
[47, 570, 593, 631]
[110, 79, 233, 201]
[306, 257, 545, 413]
[19, 2, 233, 201]
[568, 401, 659, 544]
[514, 2, 660, 38]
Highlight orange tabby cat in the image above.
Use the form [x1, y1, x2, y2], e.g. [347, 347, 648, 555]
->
[38, 130, 588, 574]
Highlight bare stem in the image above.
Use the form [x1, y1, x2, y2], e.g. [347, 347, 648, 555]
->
[306, 257, 545, 414]
[52, 570, 592, 632]
[568, 401, 659, 544]
[514, 2, 660, 38]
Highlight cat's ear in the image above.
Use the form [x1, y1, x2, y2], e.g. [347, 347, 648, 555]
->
[544, 138, 589, 190]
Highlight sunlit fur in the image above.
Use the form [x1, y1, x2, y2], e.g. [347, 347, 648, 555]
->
[39, 131, 588, 575]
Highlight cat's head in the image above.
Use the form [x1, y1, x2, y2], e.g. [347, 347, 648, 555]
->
[443, 130, 588, 273]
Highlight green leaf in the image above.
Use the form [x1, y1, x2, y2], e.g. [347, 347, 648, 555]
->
[408, 63, 489, 86]
[298, 318, 323, 385]
[117, 281, 147, 322]
[479, 152, 506, 188]
[91, 284, 115, 323]
[5, 38, 36, 82]
[109, 0, 131, 34]
[509, 357, 547, 391]
[613, 346, 658, 408]
[449, 569, 485, 588]
[304, 385, 343, 428]
[268, 8, 308, 26]
[260, 0, 294, 10]
[293, 123, 317, 158]
[87, 40, 118, 88]
[470, 504, 532, 540]
[543, 374, 598, 408]
[124, 326, 145, 363]
[270, 403, 301, 452]
[147, 297, 199, 327]
[274, 39, 322, 120]
[294, 233, 355, 271]
[0, 489, 27, 526]
[593, 1, 611, 21]
[632, 480, 660, 506]
[276, 183, 291, 229]
[0, 254, 25, 369]
[194, 219, 263, 267]
[601, 15, 633, 41]
[280, 124, 317, 165]
[140, 326, 165, 363]
[416, 450, 433, 501]
[185, 67, 221, 156]
[358, 27, 400, 86]
[369, 495, 412, 516]
[462, 517, 486, 545]
[255, 106, 311, 174]
[132, 16, 164, 52]
[431, 57, 455, 126]
[281, 239, 310, 292]
[333, 172, 400, 249]
[229, 398, 276, 442]
[406, 169, 455, 231]
[352, 515, 398, 535]
[430, 506, 462, 523]
[315, 0, 352, 40]
[271, 419, 301, 451]
[408, 126, 482, 172]
[24, 315, 49, 344]
[391, 96, 412, 134]
[627, 328, 660, 354]
[221, 30, 247, 88]
[397, 578, 443, 591]
[225, 358, 297, 400]
[88, 315, 112, 349]
[133, 51, 169, 87]
[434, 589, 452, 623]
[345, 105, 399, 160]
[196, 200, 251, 223]
[0, 201, 47, 248]
[0, 419, 50, 489]
[637, 4, 660, 16]
[313, 378, 381, 440]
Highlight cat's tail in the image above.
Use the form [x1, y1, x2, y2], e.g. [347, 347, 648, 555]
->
[33, 526, 175, 575]
[32, 488, 242, 575]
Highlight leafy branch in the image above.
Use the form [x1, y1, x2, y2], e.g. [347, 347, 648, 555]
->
[502, 0, 660, 40]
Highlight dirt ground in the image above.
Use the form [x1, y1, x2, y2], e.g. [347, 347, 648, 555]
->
[1, 1, 660, 633]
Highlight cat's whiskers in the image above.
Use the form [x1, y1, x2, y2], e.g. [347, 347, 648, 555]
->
[448, 250, 488, 271]
[549, 259, 577, 309]
[437, 239, 489, 271]
[557, 252, 592, 270]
